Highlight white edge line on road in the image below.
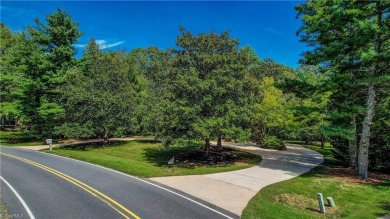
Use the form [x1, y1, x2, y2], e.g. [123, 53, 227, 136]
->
[0, 176, 36, 219]
[28, 150, 236, 219]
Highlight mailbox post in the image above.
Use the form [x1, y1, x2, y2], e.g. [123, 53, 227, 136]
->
[46, 139, 53, 150]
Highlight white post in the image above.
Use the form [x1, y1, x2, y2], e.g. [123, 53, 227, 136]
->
[317, 193, 325, 213]
[46, 139, 53, 150]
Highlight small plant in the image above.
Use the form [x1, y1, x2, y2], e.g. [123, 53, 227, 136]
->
[261, 135, 286, 150]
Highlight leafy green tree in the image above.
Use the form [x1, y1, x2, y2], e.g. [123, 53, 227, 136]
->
[18, 9, 82, 137]
[160, 27, 258, 154]
[56, 38, 137, 142]
[0, 23, 23, 127]
[251, 77, 295, 144]
[127, 47, 173, 135]
[296, 0, 390, 178]
[282, 66, 331, 148]
[252, 58, 296, 82]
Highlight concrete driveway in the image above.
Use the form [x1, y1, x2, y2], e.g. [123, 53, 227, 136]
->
[150, 143, 324, 216]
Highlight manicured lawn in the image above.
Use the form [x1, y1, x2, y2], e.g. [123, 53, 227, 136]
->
[44, 140, 261, 178]
[242, 143, 390, 219]
[0, 131, 43, 146]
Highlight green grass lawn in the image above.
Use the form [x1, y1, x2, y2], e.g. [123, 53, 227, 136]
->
[242, 143, 390, 219]
[44, 140, 261, 178]
[0, 131, 44, 146]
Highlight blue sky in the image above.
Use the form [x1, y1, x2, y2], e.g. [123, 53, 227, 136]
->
[1, 1, 307, 68]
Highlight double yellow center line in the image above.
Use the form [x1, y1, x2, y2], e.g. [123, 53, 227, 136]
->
[1, 152, 140, 219]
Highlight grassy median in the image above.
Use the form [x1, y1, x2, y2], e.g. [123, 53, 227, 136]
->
[242, 143, 390, 219]
[43, 140, 261, 178]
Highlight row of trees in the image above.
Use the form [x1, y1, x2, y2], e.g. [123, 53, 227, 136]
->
[296, 0, 390, 178]
[1, 3, 388, 178]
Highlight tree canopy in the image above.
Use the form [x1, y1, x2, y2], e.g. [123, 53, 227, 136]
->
[1, 5, 389, 174]
[296, 0, 390, 178]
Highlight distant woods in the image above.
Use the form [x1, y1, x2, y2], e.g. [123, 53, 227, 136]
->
[1, 2, 389, 178]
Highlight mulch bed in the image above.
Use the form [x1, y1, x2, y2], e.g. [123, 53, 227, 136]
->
[325, 167, 390, 185]
[175, 146, 237, 166]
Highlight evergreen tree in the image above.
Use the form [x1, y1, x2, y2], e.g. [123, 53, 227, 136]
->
[161, 27, 258, 154]
[56, 38, 138, 142]
[127, 47, 173, 135]
[19, 9, 82, 137]
[296, 0, 390, 178]
[0, 23, 23, 126]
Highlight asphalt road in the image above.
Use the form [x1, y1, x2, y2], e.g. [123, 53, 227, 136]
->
[0, 146, 238, 219]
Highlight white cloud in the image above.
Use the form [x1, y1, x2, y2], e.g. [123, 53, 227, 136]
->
[74, 44, 86, 48]
[74, 39, 125, 49]
[265, 28, 283, 36]
[99, 41, 125, 49]
[95, 40, 106, 45]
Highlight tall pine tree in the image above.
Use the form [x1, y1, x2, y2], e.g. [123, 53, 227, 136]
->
[297, 0, 390, 178]
[20, 9, 82, 137]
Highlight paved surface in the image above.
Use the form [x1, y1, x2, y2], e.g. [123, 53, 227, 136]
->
[151, 143, 324, 216]
[0, 146, 237, 219]
[379, 214, 390, 219]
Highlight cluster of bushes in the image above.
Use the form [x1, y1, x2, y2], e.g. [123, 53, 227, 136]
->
[258, 135, 286, 150]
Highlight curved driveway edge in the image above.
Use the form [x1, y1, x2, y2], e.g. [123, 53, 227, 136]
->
[150, 143, 324, 216]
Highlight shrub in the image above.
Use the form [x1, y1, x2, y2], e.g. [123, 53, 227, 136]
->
[261, 135, 286, 150]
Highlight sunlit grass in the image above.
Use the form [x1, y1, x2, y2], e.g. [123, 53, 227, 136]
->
[242, 143, 390, 219]
[44, 140, 261, 178]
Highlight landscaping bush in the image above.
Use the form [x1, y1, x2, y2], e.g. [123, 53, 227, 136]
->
[261, 135, 286, 150]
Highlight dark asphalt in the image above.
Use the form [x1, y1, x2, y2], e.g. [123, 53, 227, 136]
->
[0, 146, 238, 219]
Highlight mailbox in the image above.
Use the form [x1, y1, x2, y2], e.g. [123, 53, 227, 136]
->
[46, 139, 52, 144]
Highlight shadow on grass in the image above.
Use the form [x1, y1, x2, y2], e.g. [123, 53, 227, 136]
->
[59, 139, 161, 151]
[305, 207, 322, 213]
[374, 202, 390, 218]
[142, 144, 201, 168]
[59, 140, 127, 150]
[0, 131, 40, 144]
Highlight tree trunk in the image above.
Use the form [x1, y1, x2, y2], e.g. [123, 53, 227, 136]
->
[349, 117, 357, 169]
[357, 2, 382, 179]
[103, 132, 109, 144]
[217, 134, 222, 147]
[358, 85, 375, 179]
[320, 131, 325, 149]
[320, 138, 325, 149]
[1, 117, 4, 130]
[204, 138, 211, 156]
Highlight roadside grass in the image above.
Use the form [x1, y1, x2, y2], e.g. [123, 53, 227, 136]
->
[0, 131, 43, 146]
[242, 142, 390, 219]
[0, 202, 9, 219]
[43, 140, 261, 178]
